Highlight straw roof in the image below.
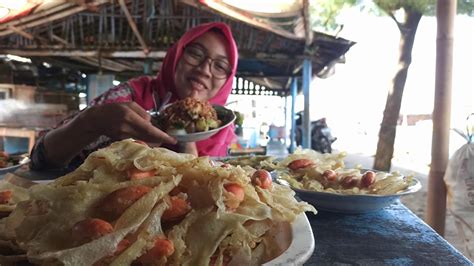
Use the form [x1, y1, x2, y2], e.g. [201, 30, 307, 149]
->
[0, 0, 355, 95]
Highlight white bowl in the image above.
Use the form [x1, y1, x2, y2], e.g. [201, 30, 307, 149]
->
[166, 105, 236, 142]
[275, 173, 422, 214]
[0, 157, 30, 176]
[264, 213, 314, 265]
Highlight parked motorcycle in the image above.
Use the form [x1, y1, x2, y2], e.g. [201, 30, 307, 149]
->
[295, 112, 337, 153]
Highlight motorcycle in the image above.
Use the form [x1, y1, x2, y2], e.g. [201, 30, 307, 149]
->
[295, 112, 337, 153]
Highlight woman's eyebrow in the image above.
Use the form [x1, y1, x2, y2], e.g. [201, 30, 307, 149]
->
[190, 42, 229, 61]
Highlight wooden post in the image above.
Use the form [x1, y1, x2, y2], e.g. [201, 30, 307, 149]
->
[426, 0, 456, 236]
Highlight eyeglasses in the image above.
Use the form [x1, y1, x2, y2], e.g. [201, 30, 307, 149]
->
[182, 45, 231, 79]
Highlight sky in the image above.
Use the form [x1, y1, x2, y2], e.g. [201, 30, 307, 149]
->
[297, 9, 473, 158]
[230, 7, 473, 164]
[306, 9, 473, 123]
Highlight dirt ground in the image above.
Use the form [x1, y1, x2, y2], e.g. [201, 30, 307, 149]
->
[344, 153, 472, 262]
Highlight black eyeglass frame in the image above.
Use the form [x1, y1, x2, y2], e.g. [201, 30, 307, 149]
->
[181, 45, 231, 79]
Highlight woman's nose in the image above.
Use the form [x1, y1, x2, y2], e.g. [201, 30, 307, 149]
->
[195, 58, 213, 76]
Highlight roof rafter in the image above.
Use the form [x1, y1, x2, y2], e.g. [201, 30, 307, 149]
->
[0, 49, 311, 61]
[0, 0, 110, 37]
[0, 49, 167, 58]
[118, 0, 149, 54]
[71, 56, 140, 72]
[7, 25, 49, 43]
[0, 2, 76, 30]
[302, 0, 313, 46]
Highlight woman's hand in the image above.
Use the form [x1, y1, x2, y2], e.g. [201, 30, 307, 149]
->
[42, 102, 177, 168]
[81, 102, 177, 144]
[176, 142, 198, 156]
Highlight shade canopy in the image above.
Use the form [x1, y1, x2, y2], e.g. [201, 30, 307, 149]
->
[0, 0, 355, 95]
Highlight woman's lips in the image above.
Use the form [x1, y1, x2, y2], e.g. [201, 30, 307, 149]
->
[189, 78, 207, 91]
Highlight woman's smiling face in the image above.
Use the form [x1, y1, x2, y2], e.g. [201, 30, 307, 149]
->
[174, 31, 231, 102]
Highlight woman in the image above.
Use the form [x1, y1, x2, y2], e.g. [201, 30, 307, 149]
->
[30, 22, 238, 171]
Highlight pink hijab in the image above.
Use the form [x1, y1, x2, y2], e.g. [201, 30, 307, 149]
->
[129, 22, 238, 156]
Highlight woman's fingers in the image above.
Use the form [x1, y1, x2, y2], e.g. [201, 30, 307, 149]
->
[116, 106, 176, 144]
[87, 102, 176, 144]
[126, 102, 151, 121]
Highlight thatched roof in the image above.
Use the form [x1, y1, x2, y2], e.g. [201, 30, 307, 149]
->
[0, 0, 355, 95]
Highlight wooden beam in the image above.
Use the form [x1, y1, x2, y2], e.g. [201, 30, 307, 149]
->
[0, 49, 305, 61]
[0, 3, 76, 30]
[0, 0, 110, 37]
[302, 0, 314, 46]
[70, 57, 109, 70]
[7, 25, 48, 43]
[71, 56, 139, 72]
[51, 34, 69, 46]
[0, 49, 167, 58]
[43, 57, 96, 71]
[118, 0, 149, 54]
[7, 26, 34, 40]
[236, 73, 297, 78]
[181, 0, 303, 40]
[114, 59, 143, 69]
[252, 52, 302, 61]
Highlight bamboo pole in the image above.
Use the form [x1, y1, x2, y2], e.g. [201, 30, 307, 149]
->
[302, 0, 313, 46]
[7, 25, 48, 43]
[426, 0, 456, 236]
[0, 1, 109, 37]
[118, 0, 149, 54]
[0, 3, 76, 31]
[0, 49, 166, 58]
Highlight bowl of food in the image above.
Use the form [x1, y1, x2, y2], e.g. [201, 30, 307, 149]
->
[0, 139, 316, 265]
[0, 152, 30, 176]
[153, 98, 235, 142]
[217, 155, 277, 171]
[275, 173, 421, 213]
[271, 149, 422, 213]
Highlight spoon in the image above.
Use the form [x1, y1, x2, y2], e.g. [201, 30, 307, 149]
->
[147, 92, 172, 118]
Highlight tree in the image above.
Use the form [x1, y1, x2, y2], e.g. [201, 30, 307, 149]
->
[372, 0, 473, 171]
[309, 0, 356, 33]
[372, 1, 426, 171]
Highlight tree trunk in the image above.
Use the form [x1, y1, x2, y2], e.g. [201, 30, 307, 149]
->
[373, 10, 422, 171]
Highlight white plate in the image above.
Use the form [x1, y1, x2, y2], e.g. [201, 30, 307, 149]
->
[275, 174, 422, 214]
[167, 105, 236, 142]
[264, 213, 314, 265]
[31, 180, 313, 264]
[0, 158, 30, 176]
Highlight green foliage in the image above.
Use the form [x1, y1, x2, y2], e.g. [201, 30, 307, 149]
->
[310, 0, 473, 26]
[234, 111, 244, 127]
[373, 0, 473, 17]
[458, 0, 474, 16]
[309, 0, 357, 33]
[374, 0, 436, 16]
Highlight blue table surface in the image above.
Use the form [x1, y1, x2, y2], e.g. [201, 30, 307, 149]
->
[306, 201, 472, 265]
